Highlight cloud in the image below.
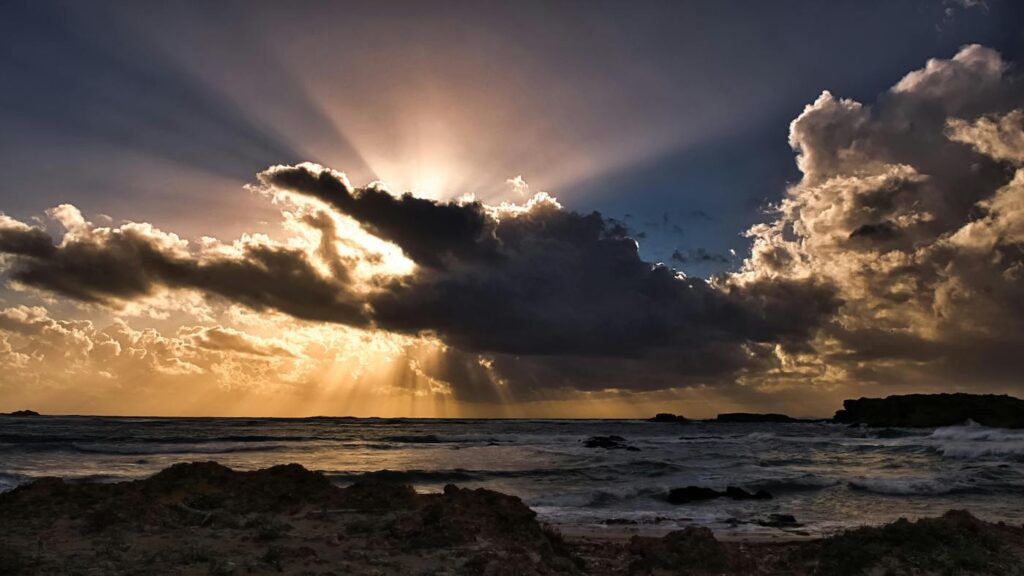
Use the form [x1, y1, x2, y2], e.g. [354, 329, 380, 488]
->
[0, 205, 367, 324]
[3, 44, 1024, 408]
[740, 44, 1024, 393]
[259, 163, 501, 270]
[0, 166, 840, 398]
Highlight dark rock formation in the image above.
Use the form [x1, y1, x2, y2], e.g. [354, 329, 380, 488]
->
[833, 393, 1024, 428]
[0, 410, 40, 417]
[666, 485, 772, 504]
[758, 513, 801, 528]
[648, 413, 689, 423]
[628, 527, 728, 574]
[810, 510, 1024, 576]
[666, 486, 721, 504]
[715, 412, 799, 423]
[0, 462, 579, 575]
[582, 435, 641, 451]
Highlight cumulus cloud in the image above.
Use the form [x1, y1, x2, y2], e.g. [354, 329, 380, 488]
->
[0, 205, 366, 324]
[3, 43, 1024, 409]
[740, 44, 1024, 393]
[0, 166, 839, 398]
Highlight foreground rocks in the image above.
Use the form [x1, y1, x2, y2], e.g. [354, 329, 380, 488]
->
[0, 462, 577, 575]
[834, 393, 1024, 428]
[620, 510, 1024, 576]
[2, 462, 1023, 575]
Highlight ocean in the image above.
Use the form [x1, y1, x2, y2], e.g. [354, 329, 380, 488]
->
[2, 416, 1022, 537]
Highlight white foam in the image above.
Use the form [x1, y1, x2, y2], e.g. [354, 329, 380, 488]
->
[927, 422, 1024, 460]
[847, 477, 955, 495]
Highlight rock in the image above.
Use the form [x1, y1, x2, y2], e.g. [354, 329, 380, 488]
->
[667, 485, 772, 504]
[0, 410, 40, 417]
[813, 510, 1024, 575]
[723, 486, 772, 500]
[628, 527, 728, 573]
[715, 412, 799, 423]
[389, 484, 580, 571]
[144, 462, 342, 513]
[758, 513, 801, 528]
[648, 413, 688, 423]
[833, 393, 1024, 428]
[582, 435, 640, 451]
[666, 486, 721, 504]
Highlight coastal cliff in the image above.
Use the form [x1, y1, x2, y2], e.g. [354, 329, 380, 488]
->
[834, 393, 1024, 428]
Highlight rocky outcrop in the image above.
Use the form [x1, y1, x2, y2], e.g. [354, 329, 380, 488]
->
[583, 435, 640, 451]
[715, 413, 799, 423]
[0, 462, 578, 575]
[3, 462, 1024, 575]
[628, 527, 727, 574]
[0, 410, 40, 417]
[666, 485, 772, 504]
[810, 510, 1024, 576]
[833, 393, 1024, 428]
[648, 413, 689, 423]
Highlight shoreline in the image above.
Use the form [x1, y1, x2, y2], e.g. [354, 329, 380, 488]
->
[2, 461, 1023, 575]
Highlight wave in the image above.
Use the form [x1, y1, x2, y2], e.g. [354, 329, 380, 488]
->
[530, 485, 667, 509]
[846, 477, 959, 496]
[0, 442, 292, 456]
[0, 433, 335, 445]
[381, 434, 446, 443]
[329, 469, 481, 483]
[927, 422, 1024, 460]
[0, 472, 26, 493]
[745, 474, 841, 493]
[845, 476, 1023, 496]
[867, 428, 927, 439]
[327, 459, 686, 486]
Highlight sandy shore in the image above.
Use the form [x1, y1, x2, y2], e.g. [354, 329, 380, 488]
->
[1, 462, 1023, 575]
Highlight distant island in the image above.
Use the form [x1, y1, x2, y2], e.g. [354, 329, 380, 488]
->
[834, 393, 1024, 428]
[647, 413, 689, 423]
[643, 393, 1024, 428]
[715, 413, 800, 423]
[0, 410, 39, 417]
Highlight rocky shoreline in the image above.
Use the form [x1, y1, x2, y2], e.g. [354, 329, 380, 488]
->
[2, 462, 1023, 575]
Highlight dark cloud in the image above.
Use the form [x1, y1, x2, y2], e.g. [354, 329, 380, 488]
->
[0, 174, 839, 396]
[260, 164, 500, 269]
[0, 210, 366, 325]
[5, 45, 1023, 402]
[257, 166, 838, 367]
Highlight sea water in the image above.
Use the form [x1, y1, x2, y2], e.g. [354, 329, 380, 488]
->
[1, 416, 1022, 537]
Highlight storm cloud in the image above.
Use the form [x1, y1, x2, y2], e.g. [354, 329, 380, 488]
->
[3, 44, 1024, 401]
[0, 171, 838, 393]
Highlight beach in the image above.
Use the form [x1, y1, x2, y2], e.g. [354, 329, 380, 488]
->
[2, 461, 1023, 575]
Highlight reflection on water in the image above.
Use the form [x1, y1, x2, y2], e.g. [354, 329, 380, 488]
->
[2, 416, 1023, 537]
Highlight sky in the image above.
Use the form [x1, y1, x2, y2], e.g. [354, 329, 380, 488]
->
[1, 0, 1023, 417]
